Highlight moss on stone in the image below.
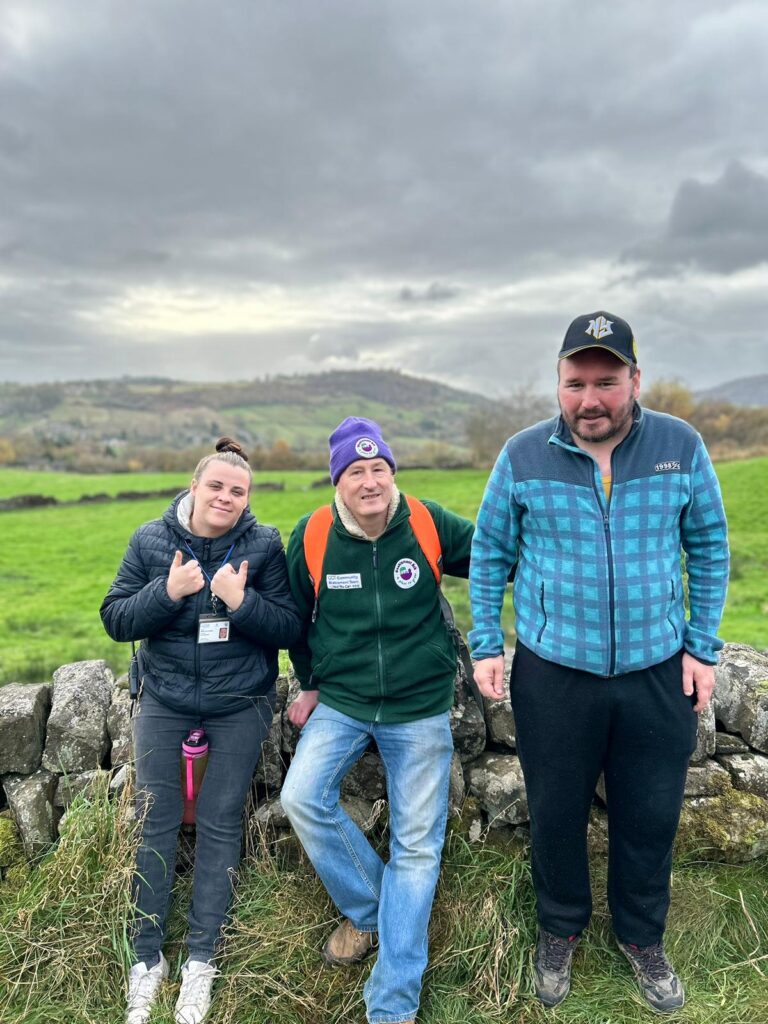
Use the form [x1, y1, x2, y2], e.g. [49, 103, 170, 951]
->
[676, 791, 768, 863]
[1, 859, 31, 890]
[0, 816, 25, 869]
[447, 795, 483, 838]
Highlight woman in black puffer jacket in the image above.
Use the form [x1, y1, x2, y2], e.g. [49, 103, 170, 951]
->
[101, 437, 300, 1024]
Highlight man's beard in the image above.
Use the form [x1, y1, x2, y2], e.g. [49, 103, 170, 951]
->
[561, 398, 636, 444]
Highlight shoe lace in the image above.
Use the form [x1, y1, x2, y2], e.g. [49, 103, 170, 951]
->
[540, 931, 574, 972]
[179, 963, 218, 1004]
[627, 943, 673, 982]
[128, 968, 161, 1006]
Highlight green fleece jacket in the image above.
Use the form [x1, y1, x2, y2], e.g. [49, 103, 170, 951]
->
[286, 495, 474, 723]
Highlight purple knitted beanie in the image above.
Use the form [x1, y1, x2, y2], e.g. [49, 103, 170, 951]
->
[328, 417, 396, 484]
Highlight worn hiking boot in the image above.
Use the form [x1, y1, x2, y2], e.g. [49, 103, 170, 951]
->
[126, 952, 169, 1024]
[174, 959, 219, 1024]
[618, 941, 685, 1014]
[533, 929, 580, 1007]
[321, 919, 377, 966]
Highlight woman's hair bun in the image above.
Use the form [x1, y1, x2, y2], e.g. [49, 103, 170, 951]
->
[215, 436, 249, 462]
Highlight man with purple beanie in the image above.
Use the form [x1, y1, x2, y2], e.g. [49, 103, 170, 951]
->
[281, 416, 474, 1024]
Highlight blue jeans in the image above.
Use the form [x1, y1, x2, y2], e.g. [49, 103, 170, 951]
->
[132, 688, 274, 963]
[281, 704, 454, 1024]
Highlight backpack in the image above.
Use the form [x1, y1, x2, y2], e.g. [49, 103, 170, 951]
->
[302, 496, 485, 716]
[303, 495, 442, 608]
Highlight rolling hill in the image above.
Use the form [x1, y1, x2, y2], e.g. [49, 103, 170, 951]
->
[0, 370, 514, 468]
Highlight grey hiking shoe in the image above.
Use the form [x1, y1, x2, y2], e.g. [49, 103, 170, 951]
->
[533, 929, 580, 1007]
[321, 919, 377, 966]
[618, 941, 685, 1014]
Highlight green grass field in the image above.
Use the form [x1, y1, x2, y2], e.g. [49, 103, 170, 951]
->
[0, 461, 765, 684]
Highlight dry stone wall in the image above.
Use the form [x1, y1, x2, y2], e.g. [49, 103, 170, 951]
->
[2, 643, 768, 881]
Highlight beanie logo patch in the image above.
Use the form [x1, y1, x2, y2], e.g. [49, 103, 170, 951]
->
[394, 558, 419, 589]
[355, 438, 379, 458]
[585, 316, 613, 340]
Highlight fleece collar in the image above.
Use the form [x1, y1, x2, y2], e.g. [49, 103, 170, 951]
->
[334, 483, 401, 540]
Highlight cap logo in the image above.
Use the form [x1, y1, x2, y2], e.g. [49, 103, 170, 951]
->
[585, 316, 613, 340]
[355, 437, 379, 458]
[394, 558, 419, 589]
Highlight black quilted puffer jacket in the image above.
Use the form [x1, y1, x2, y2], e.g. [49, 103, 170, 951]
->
[100, 492, 301, 716]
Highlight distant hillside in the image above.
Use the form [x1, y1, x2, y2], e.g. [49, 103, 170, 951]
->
[0, 370, 514, 470]
[696, 375, 768, 407]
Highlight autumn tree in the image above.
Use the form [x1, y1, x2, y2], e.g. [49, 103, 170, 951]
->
[466, 384, 554, 465]
[642, 380, 695, 421]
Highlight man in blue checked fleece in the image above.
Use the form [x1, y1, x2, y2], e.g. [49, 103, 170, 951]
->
[469, 311, 729, 1014]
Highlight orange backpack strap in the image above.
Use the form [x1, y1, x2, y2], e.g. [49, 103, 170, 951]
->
[303, 505, 334, 600]
[404, 495, 442, 585]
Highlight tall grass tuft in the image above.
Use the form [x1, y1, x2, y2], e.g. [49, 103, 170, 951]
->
[0, 774, 138, 1023]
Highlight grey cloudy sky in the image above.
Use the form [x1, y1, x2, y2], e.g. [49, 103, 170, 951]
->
[1, 0, 766, 395]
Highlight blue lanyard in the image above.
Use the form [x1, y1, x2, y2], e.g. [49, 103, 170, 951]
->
[183, 541, 235, 587]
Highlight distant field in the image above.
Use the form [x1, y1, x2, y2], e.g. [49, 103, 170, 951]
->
[0, 468, 327, 502]
[0, 461, 764, 683]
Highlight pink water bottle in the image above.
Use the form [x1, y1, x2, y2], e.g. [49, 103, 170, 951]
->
[181, 728, 208, 825]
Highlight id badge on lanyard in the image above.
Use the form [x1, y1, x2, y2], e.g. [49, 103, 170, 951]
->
[198, 613, 230, 644]
[184, 540, 236, 646]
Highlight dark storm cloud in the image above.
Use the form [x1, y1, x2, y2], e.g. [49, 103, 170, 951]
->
[0, 0, 766, 389]
[625, 162, 768, 276]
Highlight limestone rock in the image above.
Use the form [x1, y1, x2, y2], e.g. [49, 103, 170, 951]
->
[595, 774, 606, 804]
[715, 731, 750, 755]
[448, 752, 465, 819]
[466, 752, 528, 827]
[341, 752, 387, 801]
[447, 794, 484, 842]
[110, 764, 133, 796]
[340, 796, 385, 834]
[677, 792, 768, 863]
[713, 644, 768, 754]
[253, 796, 290, 830]
[107, 687, 133, 767]
[0, 683, 52, 775]
[690, 702, 716, 764]
[274, 673, 290, 717]
[53, 769, 108, 808]
[281, 676, 303, 756]
[587, 807, 609, 856]
[2, 770, 58, 857]
[718, 753, 768, 799]
[42, 661, 114, 773]
[484, 694, 516, 750]
[451, 675, 486, 763]
[684, 761, 732, 797]
[254, 711, 285, 794]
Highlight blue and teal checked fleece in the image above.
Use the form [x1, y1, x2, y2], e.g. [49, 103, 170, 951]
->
[469, 407, 729, 677]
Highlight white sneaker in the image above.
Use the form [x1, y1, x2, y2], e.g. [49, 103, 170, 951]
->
[126, 953, 169, 1024]
[174, 959, 219, 1024]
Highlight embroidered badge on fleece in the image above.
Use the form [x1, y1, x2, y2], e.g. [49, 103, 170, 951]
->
[394, 558, 419, 589]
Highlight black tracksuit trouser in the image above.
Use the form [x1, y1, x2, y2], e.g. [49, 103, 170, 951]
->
[510, 642, 698, 946]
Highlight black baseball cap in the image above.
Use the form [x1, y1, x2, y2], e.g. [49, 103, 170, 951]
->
[558, 311, 637, 365]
